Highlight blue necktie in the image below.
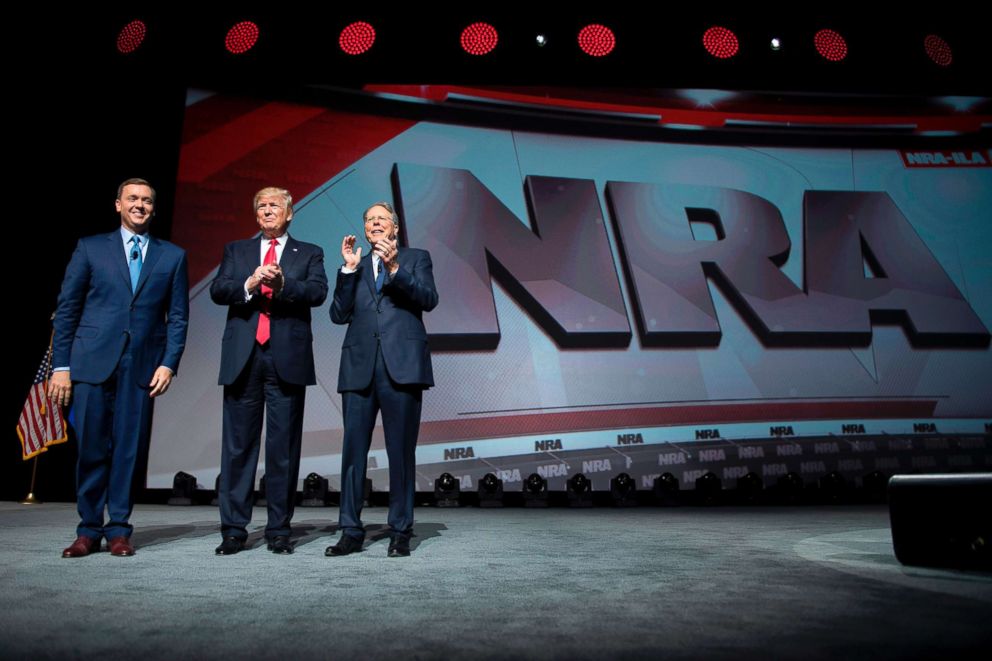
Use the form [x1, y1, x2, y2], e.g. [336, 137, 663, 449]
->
[129, 235, 143, 293]
[375, 259, 385, 294]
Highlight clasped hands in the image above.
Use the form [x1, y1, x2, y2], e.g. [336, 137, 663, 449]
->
[247, 263, 284, 294]
[342, 235, 399, 274]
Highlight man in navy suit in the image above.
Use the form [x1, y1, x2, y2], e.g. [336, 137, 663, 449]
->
[50, 178, 189, 558]
[210, 186, 327, 555]
[327, 201, 438, 558]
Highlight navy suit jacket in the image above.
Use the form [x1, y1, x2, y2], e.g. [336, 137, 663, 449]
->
[331, 247, 438, 392]
[211, 235, 328, 386]
[53, 231, 189, 386]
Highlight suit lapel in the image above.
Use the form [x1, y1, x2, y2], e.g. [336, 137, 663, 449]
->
[361, 254, 377, 301]
[280, 235, 300, 274]
[110, 232, 132, 292]
[132, 235, 163, 298]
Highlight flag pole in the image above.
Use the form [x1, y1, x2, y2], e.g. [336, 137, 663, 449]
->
[19, 456, 42, 505]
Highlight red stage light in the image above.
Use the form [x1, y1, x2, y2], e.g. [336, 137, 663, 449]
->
[814, 28, 847, 62]
[924, 34, 952, 67]
[117, 20, 147, 54]
[225, 21, 260, 55]
[577, 24, 616, 57]
[340, 21, 376, 55]
[461, 22, 498, 56]
[702, 26, 739, 59]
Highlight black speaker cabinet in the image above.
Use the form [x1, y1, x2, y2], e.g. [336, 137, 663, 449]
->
[888, 473, 991, 570]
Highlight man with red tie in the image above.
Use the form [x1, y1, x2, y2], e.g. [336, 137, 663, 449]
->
[210, 187, 327, 555]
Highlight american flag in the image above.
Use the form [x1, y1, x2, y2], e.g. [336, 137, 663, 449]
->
[15, 345, 68, 460]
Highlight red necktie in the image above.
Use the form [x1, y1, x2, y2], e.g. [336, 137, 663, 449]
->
[255, 239, 278, 344]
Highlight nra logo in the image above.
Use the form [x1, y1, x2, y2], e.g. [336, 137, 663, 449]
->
[762, 463, 789, 477]
[695, 429, 721, 440]
[913, 423, 938, 433]
[537, 463, 568, 478]
[617, 433, 644, 445]
[699, 449, 726, 462]
[583, 459, 612, 473]
[837, 458, 864, 472]
[874, 457, 901, 470]
[770, 426, 795, 437]
[948, 455, 974, 467]
[814, 442, 839, 454]
[738, 446, 765, 459]
[841, 424, 866, 434]
[444, 447, 475, 460]
[901, 150, 990, 168]
[658, 452, 688, 466]
[924, 438, 949, 450]
[911, 455, 937, 469]
[850, 440, 877, 452]
[777, 444, 802, 456]
[888, 439, 914, 451]
[723, 465, 750, 479]
[800, 460, 827, 474]
[535, 439, 563, 452]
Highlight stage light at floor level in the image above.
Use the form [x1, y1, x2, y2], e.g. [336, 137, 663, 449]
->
[117, 20, 146, 54]
[819, 471, 848, 502]
[461, 22, 498, 56]
[814, 28, 847, 62]
[702, 26, 739, 59]
[567, 472, 593, 507]
[301, 473, 329, 507]
[434, 472, 461, 507]
[535, 34, 547, 47]
[770, 37, 781, 51]
[862, 470, 888, 502]
[737, 471, 763, 503]
[523, 472, 548, 507]
[478, 472, 504, 508]
[695, 471, 722, 504]
[776, 472, 804, 504]
[654, 472, 680, 506]
[340, 21, 376, 55]
[610, 472, 637, 507]
[168, 471, 196, 506]
[924, 34, 953, 67]
[225, 21, 260, 55]
[577, 24, 615, 57]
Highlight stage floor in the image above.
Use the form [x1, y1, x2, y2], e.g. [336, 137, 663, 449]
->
[0, 502, 988, 659]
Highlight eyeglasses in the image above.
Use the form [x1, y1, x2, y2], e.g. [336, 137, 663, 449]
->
[364, 215, 393, 224]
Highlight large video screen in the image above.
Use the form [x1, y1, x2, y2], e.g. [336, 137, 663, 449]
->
[148, 88, 992, 491]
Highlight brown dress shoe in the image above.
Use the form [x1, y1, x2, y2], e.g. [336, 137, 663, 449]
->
[108, 536, 135, 557]
[62, 536, 100, 558]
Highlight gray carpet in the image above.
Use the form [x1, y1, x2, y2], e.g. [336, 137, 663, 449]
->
[0, 502, 989, 660]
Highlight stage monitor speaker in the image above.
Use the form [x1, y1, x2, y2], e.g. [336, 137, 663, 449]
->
[888, 473, 991, 570]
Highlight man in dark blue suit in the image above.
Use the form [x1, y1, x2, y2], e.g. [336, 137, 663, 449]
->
[327, 202, 438, 558]
[50, 178, 189, 558]
[211, 186, 327, 555]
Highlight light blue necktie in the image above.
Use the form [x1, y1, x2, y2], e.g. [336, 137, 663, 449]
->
[129, 235, 143, 293]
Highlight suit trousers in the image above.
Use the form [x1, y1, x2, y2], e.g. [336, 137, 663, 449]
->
[339, 344, 422, 541]
[219, 343, 305, 540]
[72, 349, 154, 540]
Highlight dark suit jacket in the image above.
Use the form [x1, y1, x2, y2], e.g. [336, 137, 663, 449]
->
[331, 247, 438, 392]
[211, 235, 328, 386]
[53, 231, 189, 386]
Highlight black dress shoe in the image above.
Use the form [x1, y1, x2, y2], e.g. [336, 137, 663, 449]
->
[325, 535, 364, 556]
[215, 536, 246, 555]
[387, 537, 410, 557]
[267, 536, 293, 554]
